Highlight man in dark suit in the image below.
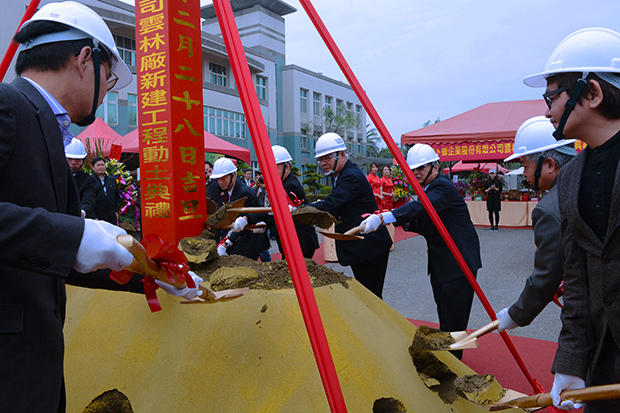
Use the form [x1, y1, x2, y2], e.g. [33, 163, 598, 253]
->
[524, 27, 620, 411]
[360, 144, 481, 359]
[232, 145, 319, 259]
[65, 138, 97, 218]
[207, 157, 270, 260]
[91, 156, 122, 225]
[0, 3, 200, 412]
[310, 133, 392, 298]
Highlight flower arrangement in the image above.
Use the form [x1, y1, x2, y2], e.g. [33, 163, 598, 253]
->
[390, 165, 413, 201]
[467, 172, 487, 196]
[106, 159, 141, 231]
[453, 181, 469, 197]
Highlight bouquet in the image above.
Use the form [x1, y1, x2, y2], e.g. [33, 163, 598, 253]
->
[391, 165, 413, 201]
[106, 159, 141, 231]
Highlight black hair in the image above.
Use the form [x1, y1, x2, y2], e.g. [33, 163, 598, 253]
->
[14, 21, 112, 75]
[546, 72, 620, 120]
[205, 161, 213, 168]
[91, 156, 106, 166]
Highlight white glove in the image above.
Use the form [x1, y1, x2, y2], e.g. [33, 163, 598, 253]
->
[288, 205, 297, 213]
[496, 307, 519, 332]
[217, 239, 232, 256]
[73, 219, 133, 273]
[360, 214, 383, 234]
[253, 222, 267, 234]
[551, 373, 586, 410]
[232, 216, 248, 232]
[155, 271, 203, 300]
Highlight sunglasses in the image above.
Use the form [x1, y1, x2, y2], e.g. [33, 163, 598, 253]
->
[543, 87, 567, 109]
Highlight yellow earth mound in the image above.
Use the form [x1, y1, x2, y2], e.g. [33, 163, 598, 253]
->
[64, 273, 521, 412]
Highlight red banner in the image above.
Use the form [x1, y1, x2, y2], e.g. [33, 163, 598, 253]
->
[135, 0, 206, 244]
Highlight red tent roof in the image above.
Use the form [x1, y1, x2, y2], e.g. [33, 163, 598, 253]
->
[75, 117, 122, 158]
[401, 100, 548, 144]
[116, 129, 252, 164]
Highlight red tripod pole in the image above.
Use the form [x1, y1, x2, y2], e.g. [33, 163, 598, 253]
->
[298, 0, 545, 395]
[212, 1, 348, 412]
[0, 0, 40, 82]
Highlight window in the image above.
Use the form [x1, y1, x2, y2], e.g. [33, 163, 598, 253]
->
[127, 94, 137, 127]
[256, 76, 267, 100]
[95, 92, 118, 124]
[347, 102, 353, 112]
[300, 89, 308, 113]
[209, 63, 227, 87]
[356, 105, 362, 123]
[313, 92, 321, 115]
[301, 129, 308, 149]
[325, 96, 332, 110]
[204, 106, 246, 138]
[114, 34, 136, 66]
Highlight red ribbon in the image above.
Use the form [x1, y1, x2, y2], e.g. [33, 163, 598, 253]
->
[110, 233, 192, 312]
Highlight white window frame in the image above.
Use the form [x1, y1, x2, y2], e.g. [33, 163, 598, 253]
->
[209, 63, 228, 87]
[96, 91, 118, 124]
[256, 76, 267, 100]
[300, 88, 308, 113]
[114, 34, 136, 67]
[127, 93, 137, 127]
[313, 92, 321, 115]
[204, 106, 246, 138]
[301, 128, 308, 149]
[325, 96, 332, 110]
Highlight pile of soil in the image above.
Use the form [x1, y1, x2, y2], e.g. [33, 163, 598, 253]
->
[454, 374, 505, 405]
[82, 389, 133, 413]
[196, 255, 350, 290]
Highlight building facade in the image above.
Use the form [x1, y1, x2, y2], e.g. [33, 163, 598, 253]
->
[1, 0, 367, 181]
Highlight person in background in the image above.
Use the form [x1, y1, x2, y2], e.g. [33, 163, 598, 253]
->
[484, 168, 502, 231]
[253, 170, 267, 207]
[205, 161, 213, 182]
[207, 158, 270, 260]
[359, 144, 481, 359]
[379, 165, 394, 211]
[243, 168, 254, 187]
[310, 133, 392, 298]
[495, 117, 577, 335]
[0, 3, 201, 412]
[366, 162, 383, 206]
[65, 138, 97, 218]
[91, 156, 121, 225]
[523, 27, 620, 411]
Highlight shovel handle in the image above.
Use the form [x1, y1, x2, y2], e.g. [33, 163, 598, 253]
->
[468, 319, 500, 341]
[503, 384, 620, 408]
[227, 207, 273, 214]
[344, 225, 365, 236]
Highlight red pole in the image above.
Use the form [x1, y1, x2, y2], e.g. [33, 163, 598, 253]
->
[298, 0, 545, 395]
[212, 1, 348, 411]
[0, 0, 41, 82]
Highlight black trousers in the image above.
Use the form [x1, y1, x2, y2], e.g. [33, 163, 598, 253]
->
[430, 272, 476, 359]
[350, 250, 390, 299]
[585, 328, 620, 412]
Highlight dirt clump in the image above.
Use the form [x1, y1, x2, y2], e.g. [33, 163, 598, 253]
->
[291, 205, 338, 229]
[373, 397, 407, 412]
[411, 325, 456, 351]
[454, 374, 505, 405]
[196, 255, 350, 291]
[409, 346, 459, 404]
[82, 389, 133, 413]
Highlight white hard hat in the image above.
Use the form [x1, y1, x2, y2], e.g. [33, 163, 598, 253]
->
[314, 132, 346, 158]
[19, 1, 132, 91]
[524, 27, 620, 88]
[504, 116, 577, 162]
[210, 157, 237, 179]
[272, 145, 292, 164]
[65, 138, 87, 159]
[406, 144, 440, 170]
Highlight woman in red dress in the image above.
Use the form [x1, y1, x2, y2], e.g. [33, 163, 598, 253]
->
[366, 162, 383, 207]
[379, 165, 394, 211]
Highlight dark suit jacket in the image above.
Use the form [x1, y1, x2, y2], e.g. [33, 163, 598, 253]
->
[312, 159, 392, 267]
[0, 77, 142, 412]
[206, 177, 270, 260]
[73, 169, 97, 218]
[93, 174, 122, 225]
[552, 149, 620, 380]
[391, 174, 481, 283]
[509, 181, 564, 327]
[248, 172, 319, 258]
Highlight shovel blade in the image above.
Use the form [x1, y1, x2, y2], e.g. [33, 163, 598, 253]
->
[316, 228, 364, 240]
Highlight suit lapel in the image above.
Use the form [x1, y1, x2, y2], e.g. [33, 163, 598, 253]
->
[604, 154, 620, 247]
[13, 77, 68, 213]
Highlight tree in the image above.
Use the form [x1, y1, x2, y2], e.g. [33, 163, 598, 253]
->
[365, 124, 381, 157]
[319, 102, 360, 137]
[422, 117, 441, 127]
[302, 163, 329, 195]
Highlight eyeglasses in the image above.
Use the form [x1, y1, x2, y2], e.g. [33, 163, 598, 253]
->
[543, 87, 567, 109]
[106, 69, 118, 92]
[317, 153, 336, 163]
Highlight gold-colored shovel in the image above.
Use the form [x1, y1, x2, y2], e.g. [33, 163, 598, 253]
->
[316, 224, 365, 241]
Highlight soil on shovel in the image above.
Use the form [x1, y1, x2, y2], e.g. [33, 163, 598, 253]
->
[454, 374, 505, 405]
[411, 325, 456, 351]
[291, 205, 338, 229]
[196, 255, 350, 291]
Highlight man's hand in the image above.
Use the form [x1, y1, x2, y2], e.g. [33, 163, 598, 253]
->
[217, 238, 232, 256]
[253, 222, 267, 234]
[232, 216, 248, 232]
[551, 373, 586, 410]
[155, 271, 203, 301]
[360, 214, 383, 234]
[496, 307, 519, 332]
[73, 219, 133, 273]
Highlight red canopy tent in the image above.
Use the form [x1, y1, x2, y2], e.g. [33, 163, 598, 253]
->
[401, 100, 549, 162]
[75, 117, 122, 158]
[443, 161, 510, 175]
[115, 129, 252, 164]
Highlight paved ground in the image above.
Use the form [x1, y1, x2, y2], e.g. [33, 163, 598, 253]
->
[318, 226, 563, 343]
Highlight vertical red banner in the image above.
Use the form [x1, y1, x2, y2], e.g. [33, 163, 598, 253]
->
[135, 0, 206, 244]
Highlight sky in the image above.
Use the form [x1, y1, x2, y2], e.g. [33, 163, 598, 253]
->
[166, 0, 620, 145]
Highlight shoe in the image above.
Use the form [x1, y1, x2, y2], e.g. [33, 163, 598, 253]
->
[489, 227, 495, 231]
